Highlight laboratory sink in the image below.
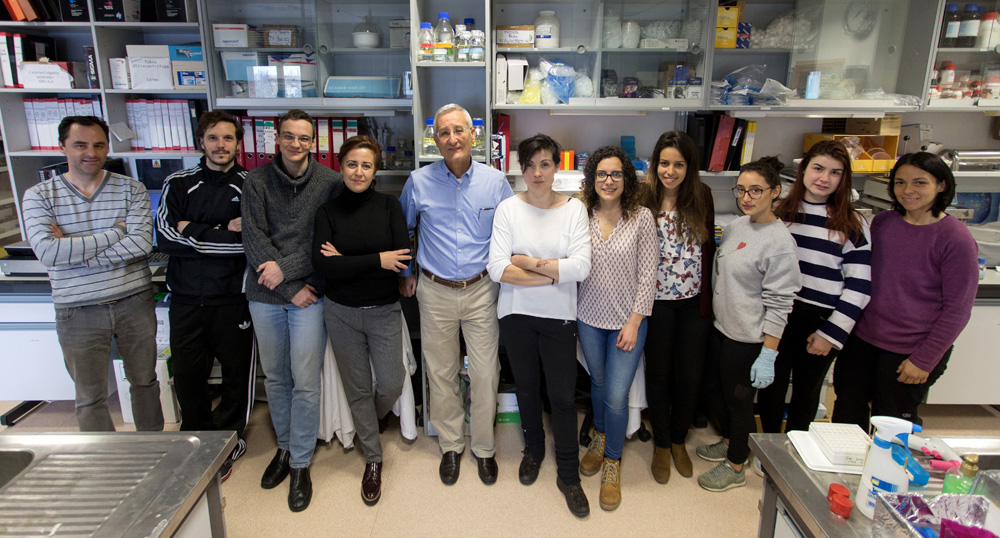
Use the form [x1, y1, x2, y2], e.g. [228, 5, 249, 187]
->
[0, 449, 33, 488]
[0, 432, 234, 537]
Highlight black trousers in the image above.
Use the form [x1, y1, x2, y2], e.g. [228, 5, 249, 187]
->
[170, 300, 256, 435]
[704, 328, 761, 465]
[500, 314, 580, 485]
[831, 333, 950, 432]
[643, 296, 710, 447]
[757, 300, 837, 434]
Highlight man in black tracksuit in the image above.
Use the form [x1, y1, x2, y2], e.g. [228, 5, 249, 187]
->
[155, 110, 253, 479]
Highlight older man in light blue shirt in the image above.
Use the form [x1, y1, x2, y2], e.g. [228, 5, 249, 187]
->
[399, 103, 513, 487]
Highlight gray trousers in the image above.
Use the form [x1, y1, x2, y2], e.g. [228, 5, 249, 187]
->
[323, 300, 405, 462]
[55, 288, 164, 432]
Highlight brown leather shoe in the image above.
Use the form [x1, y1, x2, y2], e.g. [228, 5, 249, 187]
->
[362, 462, 382, 506]
[599, 458, 621, 511]
[651, 445, 672, 484]
[580, 431, 605, 476]
[672, 442, 694, 477]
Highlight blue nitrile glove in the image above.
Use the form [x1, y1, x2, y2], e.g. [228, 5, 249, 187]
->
[750, 347, 778, 389]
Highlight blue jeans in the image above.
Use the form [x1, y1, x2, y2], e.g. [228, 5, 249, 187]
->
[55, 288, 163, 432]
[577, 318, 647, 460]
[249, 299, 326, 469]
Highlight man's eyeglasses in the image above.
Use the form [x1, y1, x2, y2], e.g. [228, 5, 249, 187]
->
[280, 133, 313, 144]
[596, 171, 624, 182]
[436, 127, 466, 139]
[732, 186, 772, 199]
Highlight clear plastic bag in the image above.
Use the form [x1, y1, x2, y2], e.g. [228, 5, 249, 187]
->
[573, 72, 595, 97]
[539, 57, 576, 103]
[518, 67, 544, 104]
[604, 11, 622, 48]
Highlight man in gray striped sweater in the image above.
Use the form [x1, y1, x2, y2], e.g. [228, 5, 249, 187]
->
[22, 116, 163, 432]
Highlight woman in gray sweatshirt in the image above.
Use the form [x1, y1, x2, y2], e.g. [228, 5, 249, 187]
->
[696, 156, 801, 493]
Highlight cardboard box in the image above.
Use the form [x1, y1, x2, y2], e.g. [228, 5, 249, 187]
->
[114, 347, 180, 424]
[506, 54, 528, 91]
[497, 25, 534, 48]
[168, 45, 202, 62]
[220, 51, 264, 81]
[848, 115, 902, 135]
[126, 44, 169, 58]
[495, 54, 508, 104]
[172, 60, 206, 89]
[154, 0, 197, 23]
[389, 20, 410, 49]
[715, 27, 736, 48]
[59, 0, 89, 21]
[109, 57, 130, 89]
[128, 57, 173, 90]
[94, 0, 139, 22]
[213, 23, 259, 48]
[19, 62, 75, 89]
[717, 6, 740, 27]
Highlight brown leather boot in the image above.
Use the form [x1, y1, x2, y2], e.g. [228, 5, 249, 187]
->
[599, 458, 621, 511]
[580, 431, 605, 476]
[672, 442, 693, 477]
[651, 445, 671, 484]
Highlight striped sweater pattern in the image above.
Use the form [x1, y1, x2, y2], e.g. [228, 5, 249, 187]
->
[785, 200, 872, 349]
[22, 171, 152, 307]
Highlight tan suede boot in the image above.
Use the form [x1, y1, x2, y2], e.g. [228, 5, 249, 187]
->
[599, 458, 621, 511]
[651, 446, 671, 484]
[580, 431, 605, 476]
[672, 442, 693, 477]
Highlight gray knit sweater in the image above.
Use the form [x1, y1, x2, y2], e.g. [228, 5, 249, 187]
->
[712, 216, 801, 343]
[242, 157, 343, 304]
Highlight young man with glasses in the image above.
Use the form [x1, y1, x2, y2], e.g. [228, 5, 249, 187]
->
[241, 109, 343, 512]
[398, 103, 513, 487]
[155, 110, 253, 482]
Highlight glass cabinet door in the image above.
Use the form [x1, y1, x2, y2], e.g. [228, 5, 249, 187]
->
[927, 0, 1000, 109]
[709, 0, 938, 111]
[493, 0, 712, 111]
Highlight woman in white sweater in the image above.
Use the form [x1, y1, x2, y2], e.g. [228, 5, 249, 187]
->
[487, 134, 592, 518]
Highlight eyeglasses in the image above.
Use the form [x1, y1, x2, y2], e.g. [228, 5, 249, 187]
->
[280, 133, 313, 144]
[436, 127, 466, 139]
[596, 171, 624, 182]
[732, 186, 772, 199]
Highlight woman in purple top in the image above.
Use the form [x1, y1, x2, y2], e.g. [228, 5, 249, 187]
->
[831, 152, 979, 430]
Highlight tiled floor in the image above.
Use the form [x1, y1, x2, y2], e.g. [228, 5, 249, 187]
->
[2, 397, 999, 537]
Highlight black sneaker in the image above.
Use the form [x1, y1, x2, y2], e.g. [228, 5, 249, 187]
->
[556, 477, 590, 518]
[230, 436, 247, 462]
[219, 458, 233, 482]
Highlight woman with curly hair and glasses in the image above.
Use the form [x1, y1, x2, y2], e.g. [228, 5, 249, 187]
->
[576, 145, 657, 511]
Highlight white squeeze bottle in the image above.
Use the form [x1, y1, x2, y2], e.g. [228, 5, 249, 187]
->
[855, 416, 920, 519]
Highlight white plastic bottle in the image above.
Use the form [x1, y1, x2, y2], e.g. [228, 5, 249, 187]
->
[417, 22, 435, 62]
[471, 118, 487, 160]
[434, 12, 454, 62]
[855, 416, 920, 519]
[534, 10, 560, 49]
[422, 118, 439, 157]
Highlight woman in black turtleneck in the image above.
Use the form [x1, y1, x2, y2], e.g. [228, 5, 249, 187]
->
[312, 135, 411, 507]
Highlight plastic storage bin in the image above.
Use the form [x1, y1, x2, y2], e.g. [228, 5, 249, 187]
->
[323, 76, 401, 98]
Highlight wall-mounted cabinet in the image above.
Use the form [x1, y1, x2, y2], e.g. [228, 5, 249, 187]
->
[0, 17, 207, 243]
[925, 1, 1000, 110]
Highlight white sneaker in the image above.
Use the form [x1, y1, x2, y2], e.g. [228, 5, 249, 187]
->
[752, 456, 763, 478]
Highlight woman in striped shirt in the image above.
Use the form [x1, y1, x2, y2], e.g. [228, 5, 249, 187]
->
[758, 140, 872, 435]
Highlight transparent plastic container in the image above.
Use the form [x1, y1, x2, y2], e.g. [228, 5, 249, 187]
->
[417, 22, 435, 62]
[434, 12, 454, 62]
[456, 31, 471, 62]
[471, 118, 487, 160]
[422, 118, 439, 157]
[470, 30, 485, 62]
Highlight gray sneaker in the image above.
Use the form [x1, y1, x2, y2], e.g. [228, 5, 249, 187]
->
[698, 460, 747, 492]
[696, 440, 728, 462]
